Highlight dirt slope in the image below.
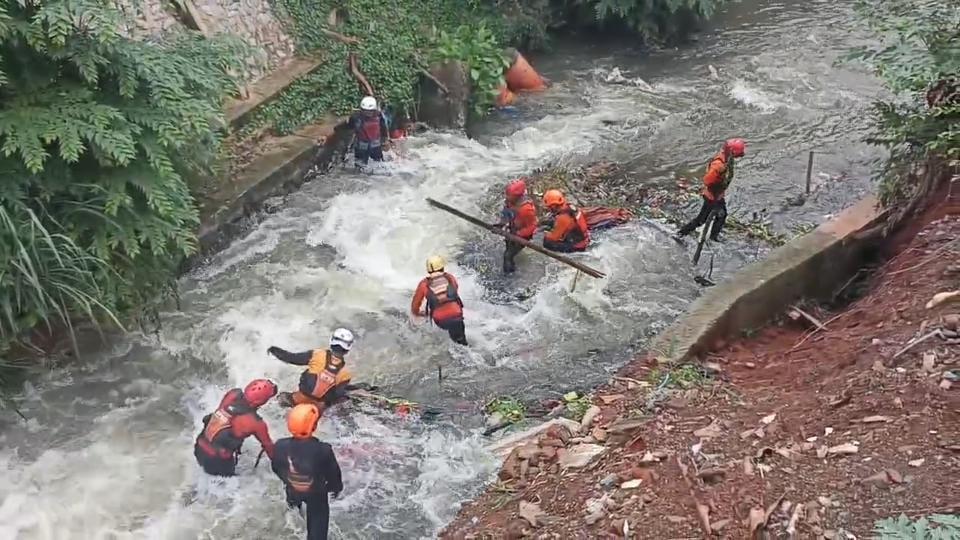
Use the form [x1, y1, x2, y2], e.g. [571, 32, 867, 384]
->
[443, 199, 959, 539]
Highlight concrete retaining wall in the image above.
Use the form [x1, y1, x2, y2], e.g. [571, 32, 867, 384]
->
[650, 196, 886, 364]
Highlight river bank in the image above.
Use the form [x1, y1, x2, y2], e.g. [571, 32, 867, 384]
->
[442, 183, 960, 538]
[0, 1, 894, 538]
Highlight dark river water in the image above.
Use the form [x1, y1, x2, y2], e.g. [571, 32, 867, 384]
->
[0, 1, 883, 538]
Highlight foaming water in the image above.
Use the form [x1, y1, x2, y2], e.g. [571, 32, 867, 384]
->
[0, 1, 884, 537]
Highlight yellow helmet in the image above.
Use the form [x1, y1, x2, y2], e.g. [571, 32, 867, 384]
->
[426, 255, 445, 273]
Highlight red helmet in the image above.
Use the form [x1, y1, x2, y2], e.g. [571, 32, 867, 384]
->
[243, 379, 278, 407]
[505, 179, 527, 198]
[724, 138, 746, 158]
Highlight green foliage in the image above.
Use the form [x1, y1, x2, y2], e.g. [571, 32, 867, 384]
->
[432, 24, 510, 116]
[0, 0, 243, 367]
[563, 0, 726, 44]
[562, 391, 592, 420]
[485, 396, 525, 422]
[846, 0, 960, 206]
[258, 0, 505, 134]
[873, 514, 960, 539]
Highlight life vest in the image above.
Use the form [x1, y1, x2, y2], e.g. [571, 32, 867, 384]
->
[197, 390, 250, 458]
[302, 350, 346, 400]
[560, 205, 590, 248]
[355, 112, 382, 147]
[285, 456, 315, 494]
[706, 152, 735, 194]
[502, 197, 534, 234]
[424, 273, 462, 316]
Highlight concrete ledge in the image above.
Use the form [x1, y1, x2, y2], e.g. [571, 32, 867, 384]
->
[190, 117, 349, 264]
[226, 56, 325, 130]
[650, 196, 886, 363]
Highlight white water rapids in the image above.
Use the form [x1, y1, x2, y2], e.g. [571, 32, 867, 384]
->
[0, 1, 884, 538]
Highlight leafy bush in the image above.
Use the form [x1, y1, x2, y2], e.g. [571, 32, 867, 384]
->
[559, 0, 726, 44]
[873, 514, 960, 539]
[847, 0, 960, 206]
[258, 0, 504, 133]
[431, 24, 510, 116]
[0, 0, 244, 360]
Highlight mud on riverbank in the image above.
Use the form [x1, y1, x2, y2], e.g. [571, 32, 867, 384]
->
[443, 192, 960, 539]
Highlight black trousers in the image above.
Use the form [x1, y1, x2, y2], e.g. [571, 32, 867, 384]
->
[290, 494, 331, 540]
[542, 239, 585, 253]
[436, 317, 467, 345]
[354, 143, 383, 165]
[502, 239, 526, 273]
[678, 196, 727, 239]
[194, 446, 236, 477]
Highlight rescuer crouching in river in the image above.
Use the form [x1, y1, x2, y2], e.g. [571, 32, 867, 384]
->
[194, 378, 278, 477]
[268, 328, 355, 412]
[272, 403, 343, 540]
[540, 189, 590, 253]
[411, 255, 468, 345]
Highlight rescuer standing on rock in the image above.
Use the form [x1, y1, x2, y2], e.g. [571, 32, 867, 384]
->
[350, 96, 388, 168]
[495, 178, 538, 273]
[411, 255, 467, 345]
[675, 138, 746, 243]
[268, 328, 354, 411]
[541, 189, 590, 252]
[272, 403, 343, 540]
[194, 379, 278, 477]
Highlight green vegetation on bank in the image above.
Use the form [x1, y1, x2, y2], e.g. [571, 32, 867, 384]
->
[848, 0, 959, 208]
[0, 1, 243, 365]
[252, 0, 731, 134]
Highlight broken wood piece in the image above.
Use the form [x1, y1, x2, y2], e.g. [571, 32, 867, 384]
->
[786, 502, 804, 537]
[419, 68, 449, 94]
[926, 290, 960, 309]
[893, 329, 943, 358]
[347, 53, 375, 97]
[789, 305, 826, 330]
[323, 28, 361, 45]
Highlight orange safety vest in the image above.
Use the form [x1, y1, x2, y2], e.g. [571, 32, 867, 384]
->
[198, 392, 247, 458]
[562, 205, 590, 248]
[303, 350, 347, 400]
[424, 274, 462, 316]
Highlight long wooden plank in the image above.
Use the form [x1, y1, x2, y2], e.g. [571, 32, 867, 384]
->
[425, 198, 606, 279]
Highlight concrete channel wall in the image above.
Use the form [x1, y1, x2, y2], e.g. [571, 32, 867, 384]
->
[649, 196, 886, 364]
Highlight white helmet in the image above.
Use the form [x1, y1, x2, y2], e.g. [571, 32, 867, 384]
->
[330, 328, 355, 351]
[360, 96, 377, 111]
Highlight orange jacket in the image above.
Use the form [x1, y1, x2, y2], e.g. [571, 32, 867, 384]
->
[544, 205, 589, 249]
[502, 198, 538, 239]
[701, 151, 734, 201]
[196, 388, 275, 460]
[411, 273, 463, 323]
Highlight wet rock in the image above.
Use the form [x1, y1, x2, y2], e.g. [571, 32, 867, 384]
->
[599, 473, 620, 489]
[580, 406, 602, 431]
[629, 467, 659, 483]
[417, 60, 469, 130]
[500, 448, 522, 480]
[485, 412, 505, 428]
[557, 443, 606, 469]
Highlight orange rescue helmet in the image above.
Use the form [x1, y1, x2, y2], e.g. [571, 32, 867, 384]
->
[505, 179, 527, 198]
[724, 138, 746, 158]
[243, 379, 278, 407]
[287, 403, 321, 438]
[543, 189, 566, 209]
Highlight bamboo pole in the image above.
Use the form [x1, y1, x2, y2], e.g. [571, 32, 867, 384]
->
[425, 198, 606, 279]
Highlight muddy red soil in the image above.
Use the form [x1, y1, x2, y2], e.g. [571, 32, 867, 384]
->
[443, 200, 960, 539]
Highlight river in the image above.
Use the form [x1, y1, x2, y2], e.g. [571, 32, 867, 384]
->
[0, 1, 883, 538]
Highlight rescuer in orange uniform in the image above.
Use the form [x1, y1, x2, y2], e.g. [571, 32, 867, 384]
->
[496, 178, 538, 273]
[541, 189, 590, 252]
[411, 255, 467, 345]
[268, 328, 354, 411]
[675, 138, 746, 242]
[272, 403, 343, 540]
[194, 378, 278, 477]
